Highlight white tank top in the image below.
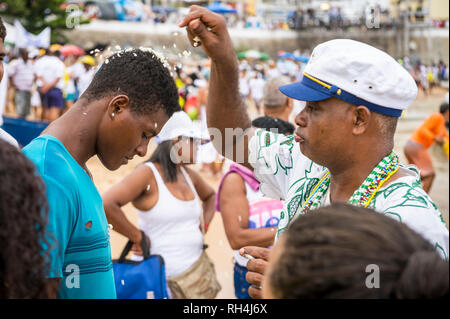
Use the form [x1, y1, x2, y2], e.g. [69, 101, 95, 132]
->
[135, 162, 203, 277]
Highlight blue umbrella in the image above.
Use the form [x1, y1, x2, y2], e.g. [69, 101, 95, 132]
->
[205, 1, 237, 14]
[277, 51, 294, 59]
[293, 55, 309, 63]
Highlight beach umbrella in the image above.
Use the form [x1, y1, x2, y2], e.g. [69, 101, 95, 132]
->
[50, 43, 62, 52]
[237, 50, 269, 61]
[277, 51, 294, 59]
[293, 54, 309, 63]
[205, 1, 237, 14]
[60, 44, 85, 57]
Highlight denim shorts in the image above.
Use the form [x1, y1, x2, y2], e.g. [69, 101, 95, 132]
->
[233, 262, 251, 299]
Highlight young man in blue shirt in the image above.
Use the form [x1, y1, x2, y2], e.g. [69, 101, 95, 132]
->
[23, 48, 180, 298]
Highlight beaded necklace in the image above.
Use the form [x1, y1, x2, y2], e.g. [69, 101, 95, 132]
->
[296, 151, 399, 217]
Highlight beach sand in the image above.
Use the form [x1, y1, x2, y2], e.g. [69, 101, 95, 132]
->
[87, 87, 449, 299]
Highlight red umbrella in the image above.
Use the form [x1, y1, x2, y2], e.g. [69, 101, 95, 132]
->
[60, 44, 85, 57]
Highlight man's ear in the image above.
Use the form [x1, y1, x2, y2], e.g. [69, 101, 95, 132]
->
[107, 95, 130, 119]
[352, 105, 371, 136]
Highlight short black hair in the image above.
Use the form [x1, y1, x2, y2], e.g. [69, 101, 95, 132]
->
[440, 102, 449, 114]
[252, 116, 295, 135]
[83, 48, 180, 117]
[0, 16, 6, 41]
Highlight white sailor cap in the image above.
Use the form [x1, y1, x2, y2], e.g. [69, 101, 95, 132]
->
[279, 39, 418, 117]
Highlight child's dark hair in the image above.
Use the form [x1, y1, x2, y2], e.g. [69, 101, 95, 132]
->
[269, 203, 448, 299]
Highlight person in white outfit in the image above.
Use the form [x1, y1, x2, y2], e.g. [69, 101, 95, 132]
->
[103, 111, 216, 298]
[0, 22, 18, 147]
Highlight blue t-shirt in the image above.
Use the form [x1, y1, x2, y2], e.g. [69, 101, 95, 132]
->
[23, 135, 116, 299]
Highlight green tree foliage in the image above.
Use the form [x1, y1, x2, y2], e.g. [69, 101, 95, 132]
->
[1, 0, 90, 43]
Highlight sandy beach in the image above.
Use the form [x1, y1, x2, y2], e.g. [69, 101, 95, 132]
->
[87, 87, 449, 299]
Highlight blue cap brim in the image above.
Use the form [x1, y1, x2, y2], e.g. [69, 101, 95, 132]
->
[279, 74, 403, 117]
[279, 81, 332, 102]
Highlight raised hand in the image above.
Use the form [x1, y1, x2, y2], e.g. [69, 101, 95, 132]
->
[179, 5, 235, 63]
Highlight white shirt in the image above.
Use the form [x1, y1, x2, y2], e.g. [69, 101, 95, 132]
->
[249, 129, 449, 259]
[0, 62, 8, 126]
[249, 77, 265, 101]
[74, 66, 95, 97]
[0, 64, 19, 147]
[34, 56, 65, 90]
[8, 58, 35, 91]
[266, 68, 280, 79]
[239, 77, 250, 96]
[64, 63, 78, 94]
[0, 128, 19, 147]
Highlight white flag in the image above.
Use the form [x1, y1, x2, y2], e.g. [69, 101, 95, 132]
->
[14, 20, 51, 49]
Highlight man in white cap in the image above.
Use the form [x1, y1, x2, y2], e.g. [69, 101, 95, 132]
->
[179, 7, 449, 298]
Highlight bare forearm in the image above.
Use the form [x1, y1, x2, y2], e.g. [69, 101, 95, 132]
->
[202, 193, 216, 227]
[227, 227, 276, 250]
[104, 204, 141, 243]
[208, 57, 252, 160]
[179, 5, 253, 166]
[208, 57, 249, 129]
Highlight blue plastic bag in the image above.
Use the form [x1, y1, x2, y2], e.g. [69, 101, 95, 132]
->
[113, 232, 169, 299]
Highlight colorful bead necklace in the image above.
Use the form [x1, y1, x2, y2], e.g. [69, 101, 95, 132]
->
[296, 151, 400, 217]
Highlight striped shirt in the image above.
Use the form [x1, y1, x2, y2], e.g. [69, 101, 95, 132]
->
[23, 135, 116, 299]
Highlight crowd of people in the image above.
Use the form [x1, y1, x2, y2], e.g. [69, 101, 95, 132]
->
[2, 46, 96, 122]
[0, 5, 449, 301]
[402, 58, 450, 96]
[80, 1, 450, 33]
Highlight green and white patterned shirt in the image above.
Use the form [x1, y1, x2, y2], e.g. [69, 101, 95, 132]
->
[249, 129, 449, 259]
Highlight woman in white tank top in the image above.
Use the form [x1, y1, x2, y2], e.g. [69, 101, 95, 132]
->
[103, 123, 216, 297]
